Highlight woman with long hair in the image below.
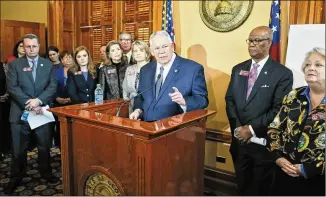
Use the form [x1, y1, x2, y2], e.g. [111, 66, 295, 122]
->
[67, 46, 97, 104]
[99, 41, 129, 100]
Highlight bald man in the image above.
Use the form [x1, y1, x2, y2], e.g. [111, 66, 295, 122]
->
[225, 26, 293, 195]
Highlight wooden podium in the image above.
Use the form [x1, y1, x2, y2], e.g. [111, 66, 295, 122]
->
[49, 100, 215, 196]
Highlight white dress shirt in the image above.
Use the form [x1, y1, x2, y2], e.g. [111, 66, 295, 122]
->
[250, 55, 269, 77]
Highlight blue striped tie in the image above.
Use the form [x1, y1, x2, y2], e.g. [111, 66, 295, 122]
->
[32, 60, 37, 81]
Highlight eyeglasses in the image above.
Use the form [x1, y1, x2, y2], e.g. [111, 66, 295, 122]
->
[120, 39, 132, 43]
[246, 38, 270, 45]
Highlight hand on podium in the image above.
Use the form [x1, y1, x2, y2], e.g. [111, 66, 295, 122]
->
[129, 109, 142, 120]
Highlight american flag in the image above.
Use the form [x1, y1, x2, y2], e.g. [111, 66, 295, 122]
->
[269, 0, 281, 61]
[161, 0, 175, 41]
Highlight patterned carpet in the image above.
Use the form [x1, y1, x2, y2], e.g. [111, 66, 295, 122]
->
[0, 147, 63, 196]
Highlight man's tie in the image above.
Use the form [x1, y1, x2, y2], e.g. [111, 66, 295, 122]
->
[32, 60, 37, 81]
[246, 63, 260, 99]
[155, 66, 164, 99]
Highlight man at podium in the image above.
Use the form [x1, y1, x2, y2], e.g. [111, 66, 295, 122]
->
[130, 31, 208, 121]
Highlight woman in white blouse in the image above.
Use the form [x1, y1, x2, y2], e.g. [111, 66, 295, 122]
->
[123, 40, 151, 113]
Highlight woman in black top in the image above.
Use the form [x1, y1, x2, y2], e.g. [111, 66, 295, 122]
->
[99, 41, 129, 99]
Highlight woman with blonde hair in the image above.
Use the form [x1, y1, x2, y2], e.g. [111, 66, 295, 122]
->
[122, 40, 151, 112]
[67, 46, 97, 104]
[99, 40, 129, 100]
[266, 47, 325, 196]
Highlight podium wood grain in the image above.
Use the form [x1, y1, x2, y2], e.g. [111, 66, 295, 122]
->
[49, 100, 215, 195]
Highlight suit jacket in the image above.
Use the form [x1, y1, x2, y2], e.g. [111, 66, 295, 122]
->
[134, 55, 209, 121]
[225, 57, 293, 155]
[99, 60, 129, 100]
[6, 56, 57, 123]
[67, 71, 97, 104]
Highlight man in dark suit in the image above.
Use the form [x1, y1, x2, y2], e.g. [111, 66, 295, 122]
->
[5, 34, 57, 193]
[225, 26, 293, 195]
[130, 31, 208, 121]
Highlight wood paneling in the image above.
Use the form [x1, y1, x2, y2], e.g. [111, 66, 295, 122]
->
[289, 0, 325, 24]
[62, 0, 74, 51]
[121, 1, 153, 42]
[48, 1, 160, 63]
[49, 100, 216, 195]
[47, 0, 63, 51]
[0, 20, 45, 62]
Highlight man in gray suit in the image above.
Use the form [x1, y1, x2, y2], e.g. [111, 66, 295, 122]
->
[5, 34, 57, 194]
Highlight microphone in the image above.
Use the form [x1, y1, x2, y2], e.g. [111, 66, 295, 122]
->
[116, 74, 162, 117]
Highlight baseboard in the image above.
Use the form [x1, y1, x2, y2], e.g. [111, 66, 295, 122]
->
[204, 165, 237, 196]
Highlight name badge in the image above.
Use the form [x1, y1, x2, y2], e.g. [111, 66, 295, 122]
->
[239, 70, 249, 76]
[312, 112, 325, 120]
[107, 69, 116, 74]
[127, 71, 136, 76]
[23, 67, 32, 72]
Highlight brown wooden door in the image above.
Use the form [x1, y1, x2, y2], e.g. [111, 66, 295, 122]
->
[0, 20, 46, 63]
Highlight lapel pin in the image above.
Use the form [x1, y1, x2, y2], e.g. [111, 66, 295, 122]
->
[264, 71, 267, 74]
[40, 64, 43, 67]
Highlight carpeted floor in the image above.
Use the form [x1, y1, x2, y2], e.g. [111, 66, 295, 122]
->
[0, 147, 63, 196]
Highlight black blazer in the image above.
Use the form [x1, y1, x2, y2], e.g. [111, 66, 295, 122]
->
[225, 57, 293, 154]
[67, 71, 97, 104]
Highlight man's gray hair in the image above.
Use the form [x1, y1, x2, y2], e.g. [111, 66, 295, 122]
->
[301, 47, 325, 72]
[119, 31, 132, 40]
[22, 34, 40, 44]
[149, 31, 173, 46]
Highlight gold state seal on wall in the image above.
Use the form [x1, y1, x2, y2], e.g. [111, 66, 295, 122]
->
[199, 0, 254, 32]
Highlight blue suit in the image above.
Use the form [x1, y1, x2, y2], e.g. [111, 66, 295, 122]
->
[54, 66, 69, 102]
[134, 55, 208, 121]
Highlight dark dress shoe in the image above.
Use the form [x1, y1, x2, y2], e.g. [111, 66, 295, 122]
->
[4, 179, 21, 194]
[41, 174, 58, 183]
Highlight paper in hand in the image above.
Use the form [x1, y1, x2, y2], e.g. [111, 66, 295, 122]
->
[27, 105, 55, 130]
